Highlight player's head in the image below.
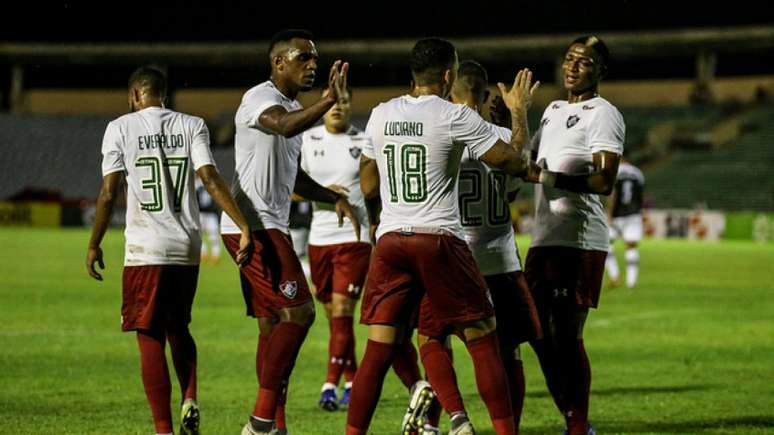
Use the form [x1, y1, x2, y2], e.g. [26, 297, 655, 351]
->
[322, 86, 352, 133]
[410, 38, 459, 98]
[450, 60, 489, 111]
[269, 29, 318, 92]
[562, 35, 609, 96]
[127, 66, 167, 112]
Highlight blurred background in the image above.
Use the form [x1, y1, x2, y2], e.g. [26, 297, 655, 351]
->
[1, 0, 772, 242]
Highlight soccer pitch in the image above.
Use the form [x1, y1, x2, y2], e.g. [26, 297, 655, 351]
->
[1, 228, 773, 435]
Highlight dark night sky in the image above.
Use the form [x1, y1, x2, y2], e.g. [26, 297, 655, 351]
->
[2, 0, 770, 42]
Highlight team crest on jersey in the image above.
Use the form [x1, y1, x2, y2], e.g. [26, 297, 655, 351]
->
[566, 115, 580, 129]
[349, 147, 362, 159]
[279, 281, 298, 299]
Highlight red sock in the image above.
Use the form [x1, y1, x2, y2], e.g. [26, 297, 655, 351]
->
[166, 327, 197, 401]
[503, 356, 525, 433]
[465, 332, 514, 435]
[391, 339, 421, 389]
[419, 340, 465, 415]
[343, 326, 358, 383]
[564, 339, 591, 435]
[256, 333, 270, 383]
[275, 382, 287, 430]
[327, 316, 354, 384]
[137, 332, 172, 434]
[253, 322, 309, 420]
[346, 340, 395, 433]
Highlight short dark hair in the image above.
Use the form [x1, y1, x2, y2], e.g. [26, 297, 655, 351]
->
[456, 60, 488, 98]
[128, 66, 167, 97]
[570, 35, 609, 65]
[409, 38, 457, 86]
[269, 29, 314, 58]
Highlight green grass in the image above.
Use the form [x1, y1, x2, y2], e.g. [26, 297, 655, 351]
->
[1, 228, 773, 434]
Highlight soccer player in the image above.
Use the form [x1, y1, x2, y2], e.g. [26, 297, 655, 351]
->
[416, 60, 542, 435]
[218, 29, 360, 435]
[85, 66, 253, 435]
[605, 156, 645, 288]
[523, 35, 625, 435]
[346, 37, 538, 435]
[195, 176, 222, 263]
[301, 88, 427, 412]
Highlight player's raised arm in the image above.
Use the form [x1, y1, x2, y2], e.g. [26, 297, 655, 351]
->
[293, 168, 361, 242]
[525, 150, 620, 195]
[479, 69, 539, 176]
[258, 61, 349, 138]
[86, 172, 122, 281]
[196, 164, 253, 265]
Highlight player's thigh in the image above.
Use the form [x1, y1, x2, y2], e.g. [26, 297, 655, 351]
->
[331, 242, 371, 299]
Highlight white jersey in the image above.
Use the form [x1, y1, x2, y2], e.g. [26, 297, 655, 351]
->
[531, 96, 625, 251]
[364, 94, 499, 241]
[100, 106, 215, 266]
[460, 123, 522, 275]
[300, 124, 370, 246]
[221, 80, 304, 234]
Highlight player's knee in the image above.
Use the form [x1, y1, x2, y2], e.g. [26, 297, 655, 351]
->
[331, 297, 356, 317]
[457, 315, 497, 341]
[281, 301, 316, 327]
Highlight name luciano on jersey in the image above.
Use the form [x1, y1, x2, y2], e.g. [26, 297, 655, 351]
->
[138, 133, 185, 150]
[384, 121, 423, 137]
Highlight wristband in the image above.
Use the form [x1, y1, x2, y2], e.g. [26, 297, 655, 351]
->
[538, 169, 557, 187]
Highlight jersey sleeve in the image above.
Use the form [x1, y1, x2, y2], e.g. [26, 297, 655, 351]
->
[190, 118, 216, 170]
[363, 108, 380, 159]
[237, 87, 286, 129]
[587, 105, 625, 154]
[101, 121, 125, 176]
[451, 105, 499, 159]
[489, 123, 512, 142]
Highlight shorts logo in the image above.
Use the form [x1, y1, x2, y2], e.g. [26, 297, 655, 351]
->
[566, 115, 580, 129]
[553, 288, 569, 298]
[347, 283, 361, 296]
[280, 280, 298, 299]
[349, 147, 362, 159]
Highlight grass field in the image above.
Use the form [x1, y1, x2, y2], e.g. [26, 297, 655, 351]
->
[1, 227, 773, 435]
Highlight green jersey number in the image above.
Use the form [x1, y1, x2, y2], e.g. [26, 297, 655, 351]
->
[135, 156, 189, 212]
[383, 143, 428, 203]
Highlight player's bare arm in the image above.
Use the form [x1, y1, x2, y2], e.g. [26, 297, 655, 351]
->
[294, 168, 361, 241]
[480, 69, 540, 176]
[258, 61, 349, 138]
[86, 172, 122, 281]
[525, 150, 620, 195]
[360, 155, 381, 243]
[196, 164, 253, 265]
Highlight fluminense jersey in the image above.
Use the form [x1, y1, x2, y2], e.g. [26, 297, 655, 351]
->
[364, 94, 499, 241]
[221, 80, 304, 235]
[611, 162, 645, 217]
[530, 96, 625, 251]
[460, 123, 522, 275]
[300, 124, 370, 246]
[101, 106, 216, 266]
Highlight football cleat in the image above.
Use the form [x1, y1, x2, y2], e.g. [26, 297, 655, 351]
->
[318, 387, 339, 412]
[420, 424, 441, 435]
[180, 399, 200, 435]
[338, 385, 352, 408]
[241, 417, 274, 435]
[401, 380, 436, 435]
[562, 423, 595, 435]
[449, 413, 475, 435]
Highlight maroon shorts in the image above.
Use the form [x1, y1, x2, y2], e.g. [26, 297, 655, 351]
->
[223, 229, 312, 319]
[487, 271, 542, 345]
[524, 246, 607, 309]
[308, 242, 371, 303]
[121, 265, 199, 332]
[361, 231, 494, 336]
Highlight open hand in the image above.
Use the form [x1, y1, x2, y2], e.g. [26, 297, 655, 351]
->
[497, 68, 540, 113]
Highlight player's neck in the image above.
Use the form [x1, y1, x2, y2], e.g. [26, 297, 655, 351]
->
[133, 98, 164, 111]
[324, 123, 350, 134]
[567, 88, 599, 104]
[411, 84, 445, 98]
[269, 76, 298, 100]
